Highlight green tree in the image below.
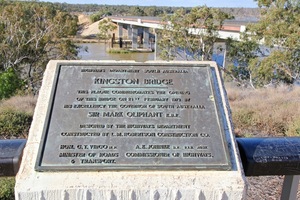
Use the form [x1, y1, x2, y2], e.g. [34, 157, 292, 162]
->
[228, 0, 300, 87]
[225, 35, 261, 88]
[144, 6, 163, 16]
[250, 0, 300, 85]
[0, 68, 23, 100]
[97, 18, 117, 42]
[130, 6, 146, 16]
[0, 1, 79, 94]
[158, 7, 233, 61]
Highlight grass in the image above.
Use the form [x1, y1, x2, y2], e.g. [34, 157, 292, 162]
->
[226, 83, 300, 137]
[0, 86, 299, 138]
[0, 95, 36, 115]
[0, 177, 15, 200]
[107, 48, 131, 54]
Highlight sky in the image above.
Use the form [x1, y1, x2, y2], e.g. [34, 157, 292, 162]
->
[43, 0, 258, 8]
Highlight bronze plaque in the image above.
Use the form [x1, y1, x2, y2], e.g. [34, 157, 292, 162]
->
[35, 62, 231, 171]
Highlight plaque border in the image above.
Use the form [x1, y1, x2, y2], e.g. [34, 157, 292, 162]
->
[35, 62, 232, 171]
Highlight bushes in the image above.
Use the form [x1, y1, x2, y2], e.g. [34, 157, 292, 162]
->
[0, 69, 24, 100]
[0, 177, 15, 200]
[0, 109, 32, 139]
[287, 117, 300, 137]
[0, 95, 36, 139]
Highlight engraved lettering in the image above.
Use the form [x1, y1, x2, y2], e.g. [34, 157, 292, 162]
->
[183, 153, 213, 158]
[103, 112, 123, 117]
[59, 152, 86, 157]
[94, 78, 139, 85]
[126, 112, 163, 118]
[144, 79, 173, 85]
[80, 159, 116, 164]
[60, 145, 75, 149]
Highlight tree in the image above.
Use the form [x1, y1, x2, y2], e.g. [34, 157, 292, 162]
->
[227, 0, 300, 87]
[144, 6, 163, 16]
[0, 1, 79, 94]
[225, 35, 261, 88]
[97, 18, 117, 42]
[158, 6, 233, 61]
[250, 0, 300, 85]
[130, 6, 146, 16]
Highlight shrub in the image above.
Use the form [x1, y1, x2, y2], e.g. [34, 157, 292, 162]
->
[0, 177, 15, 200]
[0, 108, 32, 139]
[287, 117, 300, 137]
[0, 69, 24, 100]
[0, 95, 36, 139]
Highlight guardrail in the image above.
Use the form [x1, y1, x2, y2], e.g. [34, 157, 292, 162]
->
[0, 138, 299, 199]
[237, 137, 300, 200]
[0, 139, 26, 176]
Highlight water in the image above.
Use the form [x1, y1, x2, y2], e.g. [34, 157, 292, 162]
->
[77, 43, 226, 67]
[78, 43, 155, 62]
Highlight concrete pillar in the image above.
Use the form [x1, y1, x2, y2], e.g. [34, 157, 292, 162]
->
[118, 23, 123, 38]
[118, 24, 123, 48]
[143, 28, 150, 49]
[128, 25, 132, 39]
[154, 29, 161, 60]
[132, 26, 138, 49]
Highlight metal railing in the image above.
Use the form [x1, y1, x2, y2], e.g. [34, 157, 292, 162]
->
[0, 138, 299, 199]
[0, 139, 26, 176]
[237, 137, 300, 200]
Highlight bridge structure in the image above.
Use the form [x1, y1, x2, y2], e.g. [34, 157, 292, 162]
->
[108, 16, 254, 62]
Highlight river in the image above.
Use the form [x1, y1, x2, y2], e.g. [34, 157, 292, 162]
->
[78, 43, 155, 62]
[77, 43, 226, 67]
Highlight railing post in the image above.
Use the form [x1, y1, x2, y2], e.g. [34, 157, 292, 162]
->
[281, 175, 300, 200]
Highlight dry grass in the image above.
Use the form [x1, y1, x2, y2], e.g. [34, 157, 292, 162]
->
[0, 95, 37, 115]
[226, 83, 300, 137]
[0, 87, 299, 138]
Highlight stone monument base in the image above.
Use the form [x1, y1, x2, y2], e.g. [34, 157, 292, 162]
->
[15, 61, 246, 200]
[16, 171, 245, 199]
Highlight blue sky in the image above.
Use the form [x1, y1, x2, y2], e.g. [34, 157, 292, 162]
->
[43, 0, 258, 8]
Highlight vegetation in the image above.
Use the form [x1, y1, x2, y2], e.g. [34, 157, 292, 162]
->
[0, 109, 32, 139]
[0, 95, 36, 139]
[51, 3, 259, 21]
[0, 177, 15, 200]
[227, 84, 300, 137]
[158, 6, 233, 61]
[107, 49, 131, 54]
[0, 68, 24, 100]
[0, 2, 298, 199]
[97, 18, 117, 41]
[0, 1, 79, 97]
[226, 0, 300, 88]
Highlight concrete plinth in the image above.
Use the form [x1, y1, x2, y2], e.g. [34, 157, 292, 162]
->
[15, 60, 247, 200]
